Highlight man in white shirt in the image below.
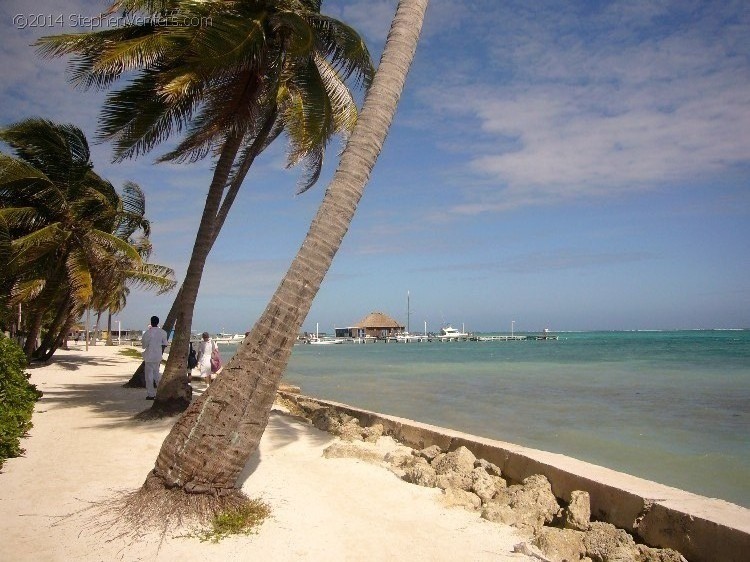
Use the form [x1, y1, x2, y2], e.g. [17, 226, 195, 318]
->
[142, 315, 168, 400]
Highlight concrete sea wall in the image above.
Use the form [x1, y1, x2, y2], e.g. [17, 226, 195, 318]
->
[280, 392, 750, 562]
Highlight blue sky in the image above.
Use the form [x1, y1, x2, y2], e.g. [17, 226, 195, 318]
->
[1, 0, 748, 333]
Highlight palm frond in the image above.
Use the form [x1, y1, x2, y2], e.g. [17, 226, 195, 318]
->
[314, 54, 358, 135]
[280, 56, 336, 192]
[306, 14, 375, 89]
[10, 278, 47, 305]
[88, 229, 144, 264]
[99, 69, 198, 161]
[9, 223, 68, 267]
[0, 155, 60, 209]
[65, 248, 94, 305]
[115, 181, 150, 238]
[125, 262, 176, 294]
[35, 26, 162, 90]
[0, 207, 44, 232]
[0, 119, 92, 185]
[0, 214, 10, 271]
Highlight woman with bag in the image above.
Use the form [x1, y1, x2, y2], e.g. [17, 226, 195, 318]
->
[196, 331, 219, 385]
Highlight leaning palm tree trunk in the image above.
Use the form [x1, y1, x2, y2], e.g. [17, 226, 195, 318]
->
[146, 113, 277, 402]
[148, 133, 244, 409]
[146, 0, 429, 494]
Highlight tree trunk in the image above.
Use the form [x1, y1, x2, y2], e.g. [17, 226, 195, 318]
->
[106, 311, 114, 345]
[33, 297, 71, 360]
[38, 314, 77, 361]
[147, 0, 428, 494]
[23, 309, 43, 360]
[151, 132, 244, 412]
[147, 111, 275, 408]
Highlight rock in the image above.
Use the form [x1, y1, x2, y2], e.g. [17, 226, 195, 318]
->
[563, 490, 591, 531]
[432, 446, 476, 491]
[361, 423, 384, 443]
[335, 419, 364, 441]
[310, 407, 340, 432]
[384, 448, 415, 478]
[636, 544, 688, 562]
[441, 487, 482, 511]
[482, 503, 522, 530]
[402, 457, 437, 487]
[482, 474, 561, 534]
[533, 527, 588, 562]
[513, 541, 556, 561]
[277, 383, 301, 394]
[582, 521, 640, 562]
[432, 446, 477, 474]
[436, 471, 473, 491]
[475, 458, 503, 477]
[322, 441, 385, 464]
[470, 467, 501, 503]
[416, 444, 443, 462]
[384, 450, 414, 468]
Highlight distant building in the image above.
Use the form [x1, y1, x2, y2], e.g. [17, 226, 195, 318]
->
[335, 311, 404, 339]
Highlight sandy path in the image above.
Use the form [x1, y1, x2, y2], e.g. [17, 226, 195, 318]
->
[0, 344, 532, 561]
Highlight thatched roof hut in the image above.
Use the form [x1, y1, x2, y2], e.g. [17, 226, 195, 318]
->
[336, 311, 404, 338]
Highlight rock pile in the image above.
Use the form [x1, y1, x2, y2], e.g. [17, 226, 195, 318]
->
[286, 401, 688, 562]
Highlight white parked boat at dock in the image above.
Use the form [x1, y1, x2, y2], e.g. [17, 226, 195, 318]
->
[214, 333, 245, 345]
[437, 325, 470, 340]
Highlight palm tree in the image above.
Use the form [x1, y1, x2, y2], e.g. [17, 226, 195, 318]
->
[144, 0, 429, 499]
[0, 119, 172, 360]
[36, 0, 374, 411]
[88, 183, 176, 345]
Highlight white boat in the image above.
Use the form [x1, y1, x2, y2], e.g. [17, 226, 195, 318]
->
[214, 332, 245, 345]
[307, 323, 343, 344]
[308, 337, 343, 345]
[439, 325, 469, 340]
[394, 332, 427, 343]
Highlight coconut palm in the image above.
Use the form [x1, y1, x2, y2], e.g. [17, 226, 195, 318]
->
[87, 182, 176, 345]
[0, 119, 171, 360]
[143, 0, 429, 499]
[36, 0, 374, 411]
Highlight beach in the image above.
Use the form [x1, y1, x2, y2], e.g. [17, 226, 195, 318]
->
[0, 344, 533, 561]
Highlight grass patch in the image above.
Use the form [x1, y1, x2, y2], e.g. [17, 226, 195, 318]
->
[118, 348, 167, 369]
[188, 499, 271, 543]
[118, 348, 142, 360]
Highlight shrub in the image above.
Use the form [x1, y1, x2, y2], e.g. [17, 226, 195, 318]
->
[0, 336, 43, 469]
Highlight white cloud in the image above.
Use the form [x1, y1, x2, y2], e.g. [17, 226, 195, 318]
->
[416, 0, 750, 215]
[324, 0, 397, 45]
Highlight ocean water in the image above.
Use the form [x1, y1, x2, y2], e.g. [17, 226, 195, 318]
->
[219, 330, 750, 507]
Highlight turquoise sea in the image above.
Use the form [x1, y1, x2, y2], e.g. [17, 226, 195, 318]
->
[220, 330, 750, 508]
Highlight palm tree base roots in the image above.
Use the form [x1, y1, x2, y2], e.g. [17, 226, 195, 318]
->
[122, 363, 146, 388]
[73, 471, 253, 544]
[135, 397, 191, 419]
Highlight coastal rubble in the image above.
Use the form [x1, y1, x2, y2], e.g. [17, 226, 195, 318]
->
[282, 397, 689, 562]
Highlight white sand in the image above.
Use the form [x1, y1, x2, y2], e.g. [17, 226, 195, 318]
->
[1, 344, 533, 561]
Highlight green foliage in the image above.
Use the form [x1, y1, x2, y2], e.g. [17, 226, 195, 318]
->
[0, 119, 175, 359]
[0, 336, 42, 468]
[189, 499, 271, 543]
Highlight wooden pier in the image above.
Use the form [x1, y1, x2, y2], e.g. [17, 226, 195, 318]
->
[320, 333, 559, 344]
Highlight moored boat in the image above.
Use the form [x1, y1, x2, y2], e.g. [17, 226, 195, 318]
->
[438, 325, 469, 340]
[214, 332, 245, 345]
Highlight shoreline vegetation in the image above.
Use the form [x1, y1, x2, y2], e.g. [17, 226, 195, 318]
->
[4, 344, 747, 560]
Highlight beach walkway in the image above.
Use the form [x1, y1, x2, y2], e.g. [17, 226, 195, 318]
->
[0, 345, 532, 561]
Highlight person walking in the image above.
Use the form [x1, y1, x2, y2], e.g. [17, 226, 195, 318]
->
[196, 331, 215, 385]
[142, 315, 168, 400]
